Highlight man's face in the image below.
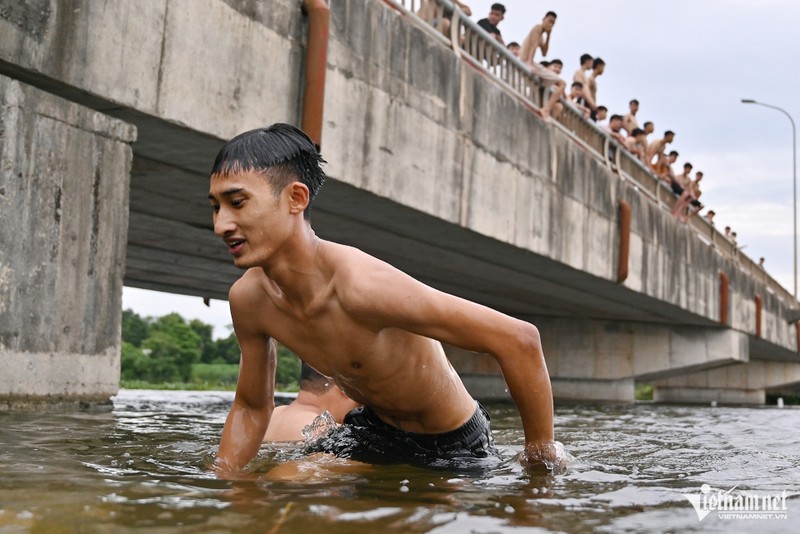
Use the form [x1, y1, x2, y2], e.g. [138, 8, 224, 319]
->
[548, 63, 562, 75]
[636, 133, 646, 143]
[665, 133, 675, 143]
[596, 109, 607, 121]
[630, 101, 639, 113]
[668, 154, 678, 163]
[508, 44, 520, 57]
[209, 170, 295, 270]
[683, 166, 692, 175]
[696, 173, 703, 182]
[543, 15, 556, 31]
[610, 118, 622, 132]
[570, 86, 583, 98]
[488, 9, 504, 25]
[645, 123, 654, 134]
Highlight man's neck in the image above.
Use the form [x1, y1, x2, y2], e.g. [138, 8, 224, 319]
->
[260, 223, 328, 307]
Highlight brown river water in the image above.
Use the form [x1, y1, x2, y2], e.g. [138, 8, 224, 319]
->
[0, 389, 797, 533]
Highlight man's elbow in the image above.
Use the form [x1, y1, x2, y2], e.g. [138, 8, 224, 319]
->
[515, 321, 543, 357]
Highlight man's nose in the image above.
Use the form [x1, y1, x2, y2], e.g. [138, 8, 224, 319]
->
[214, 209, 236, 237]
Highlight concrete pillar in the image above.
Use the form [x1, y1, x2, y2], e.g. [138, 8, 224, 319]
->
[652, 360, 800, 405]
[0, 76, 136, 410]
[551, 377, 635, 403]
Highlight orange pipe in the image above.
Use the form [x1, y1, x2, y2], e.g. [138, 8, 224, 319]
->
[301, 0, 330, 149]
[754, 295, 762, 338]
[719, 272, 729, 326]
[617, 200, 631, 283]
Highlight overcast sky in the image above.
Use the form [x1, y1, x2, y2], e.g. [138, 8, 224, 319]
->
[124, 0, 800, 336]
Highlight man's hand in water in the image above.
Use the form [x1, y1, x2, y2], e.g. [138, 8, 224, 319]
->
[521, 441, 567, 474]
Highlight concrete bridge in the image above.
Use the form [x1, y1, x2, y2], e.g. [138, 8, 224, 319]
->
[1, 0, 799, 409]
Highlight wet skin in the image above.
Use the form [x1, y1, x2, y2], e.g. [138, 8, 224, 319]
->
[208, 171, 556, 474]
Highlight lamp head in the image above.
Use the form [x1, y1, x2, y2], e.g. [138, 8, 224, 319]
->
[741, 98, 756, 104]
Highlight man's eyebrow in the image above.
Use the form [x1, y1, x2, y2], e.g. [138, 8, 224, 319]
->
[208, 187, 245, 201]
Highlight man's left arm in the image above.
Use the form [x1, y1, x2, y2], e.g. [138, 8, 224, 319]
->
[351, 262, 555, 464]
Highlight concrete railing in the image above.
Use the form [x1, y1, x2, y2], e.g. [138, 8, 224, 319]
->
[383, 0, 797, 308]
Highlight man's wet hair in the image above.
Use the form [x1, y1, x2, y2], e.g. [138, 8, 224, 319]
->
[597, 105, 608, 112]
[683, 162, 693, 170]
[300, 362, 333, 396]
[580, 53, 593, 64]
[665, 130, 675, 137]
[644, 121, 654, 128]
[210, 123, 326, 220]
[491, 3, 506, 13]
[571, 81, 584, 89]
[549, 58, 563, 66]
[545, 11, 557, 18]
[630, 99, 639, 106]
[631, 128, 644, 136]
[593, 57, 605, 68]
[540, 60, 551, 67]
[669, 150, 679, 157]
[507, 41, 520, 48]
[610, 114, 623, 122]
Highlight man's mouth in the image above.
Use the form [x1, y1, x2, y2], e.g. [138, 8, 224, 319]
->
[226, 239, 245, 256]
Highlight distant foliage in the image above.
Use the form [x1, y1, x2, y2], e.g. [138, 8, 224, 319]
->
[120, 309, 301, 390]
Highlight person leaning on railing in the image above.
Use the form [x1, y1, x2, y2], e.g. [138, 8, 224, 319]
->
[417, 0, 472, 37]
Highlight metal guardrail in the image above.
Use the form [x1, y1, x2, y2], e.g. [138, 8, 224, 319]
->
[383, 0, 797, 307]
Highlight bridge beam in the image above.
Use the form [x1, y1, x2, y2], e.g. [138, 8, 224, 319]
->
[0, 76, 136, 410]
[651, 360, 800, 405]
[445, 319, 748, 403]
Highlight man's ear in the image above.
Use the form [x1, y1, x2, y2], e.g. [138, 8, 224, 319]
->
[288, 182, 310, 214]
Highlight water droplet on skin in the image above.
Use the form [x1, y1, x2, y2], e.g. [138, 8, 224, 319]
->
[400, 479, 409, 484]
[531, 488, 539, 494]
[504, 505, 515, 513]
[399, 486, 409, 493]
[504, 388, 509, 393]
[540, 487, 548, 494]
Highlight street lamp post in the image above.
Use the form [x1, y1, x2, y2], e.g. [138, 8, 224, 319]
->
[741, 98, 797, 300]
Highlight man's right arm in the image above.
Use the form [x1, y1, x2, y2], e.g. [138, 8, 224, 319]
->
[214, 279, 277, 475]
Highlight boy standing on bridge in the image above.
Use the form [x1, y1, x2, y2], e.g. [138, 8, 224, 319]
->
[208, 124, 558, 473]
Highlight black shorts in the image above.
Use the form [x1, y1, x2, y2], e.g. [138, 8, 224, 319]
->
[303, 403, 499, 471]
[670, 180, 684, 196]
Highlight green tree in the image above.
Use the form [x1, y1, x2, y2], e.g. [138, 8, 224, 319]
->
[275, 344, 301, 390]
[189, 319, 216, 363]
[210, 332, 241, 364]
[122, 309, 150, 347]
[120, 341, 149, 381]
[143, 313, 202, 382]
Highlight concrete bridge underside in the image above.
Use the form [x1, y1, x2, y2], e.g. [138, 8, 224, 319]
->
[1, 0, 799, 408]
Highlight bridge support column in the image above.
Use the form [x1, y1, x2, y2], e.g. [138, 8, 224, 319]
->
[0, 76, 136, 410]
[537, 318, 749, 403]
[651, 361, 800, 405]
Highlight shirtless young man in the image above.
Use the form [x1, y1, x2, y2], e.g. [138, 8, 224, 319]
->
[209, 124, 558, 473]
[623, 128, 647, 161]
[519, 12, 564, 120]
[573, 54, 593, 102]
[263, 363, 359, 442]
[646, 130, 675, 171]
[585, 58, 605, 115]
[622, 99, 640, 136]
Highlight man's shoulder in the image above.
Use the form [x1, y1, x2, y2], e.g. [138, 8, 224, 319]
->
[229, 269, 268, 301]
